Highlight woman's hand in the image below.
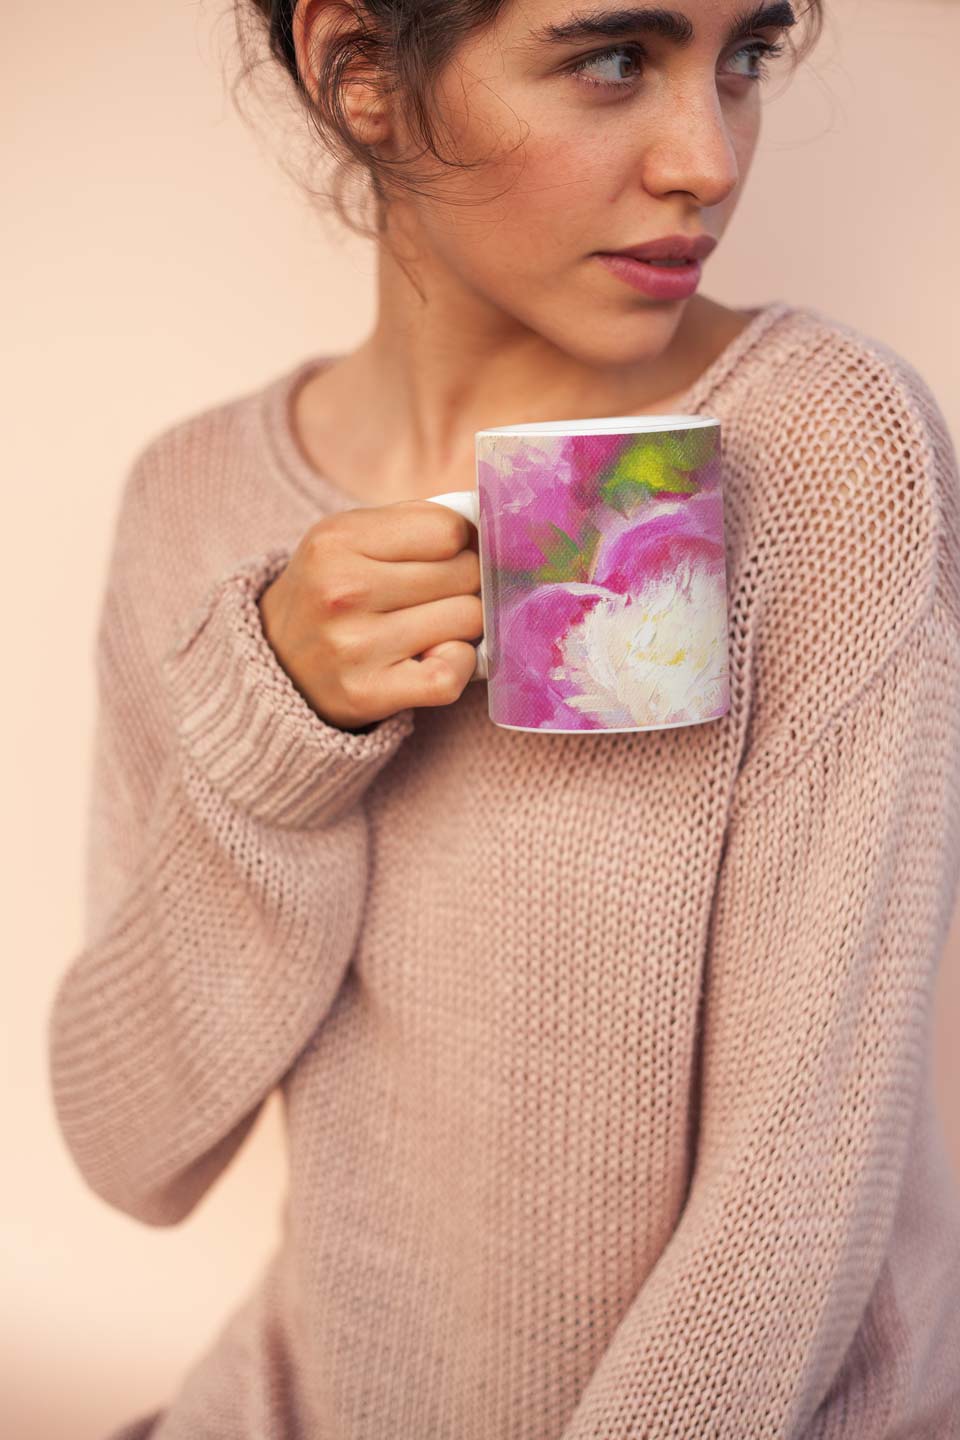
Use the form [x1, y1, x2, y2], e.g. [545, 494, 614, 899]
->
[258, 500, 484, 731]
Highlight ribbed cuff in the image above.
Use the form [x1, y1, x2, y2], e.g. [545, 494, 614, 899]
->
[162, 548, 416, 830]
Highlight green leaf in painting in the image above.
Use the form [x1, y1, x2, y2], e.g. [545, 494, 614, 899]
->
[577, 521, 603, 582]
[599, 476, 643, 518]
[527, 519, 607, 583]
[528, 521, 582, 581]
[599, 432, 707, 507]
[660, 426, 717, 472]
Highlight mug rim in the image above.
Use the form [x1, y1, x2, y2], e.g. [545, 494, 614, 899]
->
[475, 414, 718, 437]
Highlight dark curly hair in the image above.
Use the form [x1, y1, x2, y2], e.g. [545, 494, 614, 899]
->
[231, 0, 825, 245]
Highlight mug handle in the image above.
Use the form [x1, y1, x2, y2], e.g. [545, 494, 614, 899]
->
[421, 490, 488, 682]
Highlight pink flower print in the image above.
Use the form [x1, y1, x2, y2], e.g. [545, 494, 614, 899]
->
[478, 439, 593, 573]
[550, 561, 730, 728]
[477, 423, 727, 729]
[490, 583, 609, 729]
[490, 555, 729, 730]
[590, 490, 726, 596]
[564, 432, 634, 512]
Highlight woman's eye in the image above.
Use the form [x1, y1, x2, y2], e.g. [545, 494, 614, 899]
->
[567, 43, 646, 89]
[724, 39, 786, 82]
[567, 38, 786, 92]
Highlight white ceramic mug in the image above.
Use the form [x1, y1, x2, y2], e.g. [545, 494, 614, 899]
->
[423, 413, 730, 734]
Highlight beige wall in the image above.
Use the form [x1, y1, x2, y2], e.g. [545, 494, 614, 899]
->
[4, 1, 959, 1435]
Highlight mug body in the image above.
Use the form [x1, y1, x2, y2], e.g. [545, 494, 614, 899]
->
[475, 415, 730, 733]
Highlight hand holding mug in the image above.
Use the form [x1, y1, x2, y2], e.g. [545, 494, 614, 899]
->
[258, 500, 486, 732]
[261, 412, 730, 736]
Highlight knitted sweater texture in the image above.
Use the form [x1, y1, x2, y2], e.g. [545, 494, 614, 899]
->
[48, 301, 960, 1439]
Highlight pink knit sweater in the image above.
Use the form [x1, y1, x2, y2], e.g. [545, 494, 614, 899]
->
[49, 300, 960, 1439]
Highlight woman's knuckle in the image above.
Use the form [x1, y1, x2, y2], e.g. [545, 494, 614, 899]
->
[425, 659, 462, 704]
[431, 509, 469, 557]
[331, 625, 368, 664]
[323, 573, 367, 612]
[310, 569, 355, 614]
[338, 669, 368, 712]
[303, 521, 337, 561]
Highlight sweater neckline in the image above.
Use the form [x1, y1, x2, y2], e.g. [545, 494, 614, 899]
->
[259, 299, 795, 511]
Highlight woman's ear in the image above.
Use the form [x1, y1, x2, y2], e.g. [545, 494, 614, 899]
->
[292, 0, 392, 147]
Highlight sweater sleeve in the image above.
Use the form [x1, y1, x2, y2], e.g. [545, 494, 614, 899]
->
[558, 599, 960, 1439]
[47, 475, 416, 1227]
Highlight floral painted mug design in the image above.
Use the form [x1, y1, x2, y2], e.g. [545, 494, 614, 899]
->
[423, 416, 730, 734]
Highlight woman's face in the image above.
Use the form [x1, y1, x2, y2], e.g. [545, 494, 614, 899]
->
[299, 0, 797, 363]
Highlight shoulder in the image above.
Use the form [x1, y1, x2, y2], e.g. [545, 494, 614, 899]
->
[739, 302, 954, 515]
[726, 305, 959, 776]
[729, 301, 956, 618]
[113, 376, 270, 541]
[786, 306, 960, 622]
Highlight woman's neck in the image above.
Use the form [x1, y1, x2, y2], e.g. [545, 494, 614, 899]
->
[290, 294, 753, 507]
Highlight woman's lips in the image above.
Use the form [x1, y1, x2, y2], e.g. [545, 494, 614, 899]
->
[593, 252, 702, 300]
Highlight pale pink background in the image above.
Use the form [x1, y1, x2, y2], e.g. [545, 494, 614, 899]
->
[4, 1, 959, 1435]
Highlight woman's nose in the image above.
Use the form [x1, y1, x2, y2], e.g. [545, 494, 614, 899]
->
[638, 86, 742, 208]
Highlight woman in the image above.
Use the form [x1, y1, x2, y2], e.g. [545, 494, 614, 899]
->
[49, 1, 960, 1436]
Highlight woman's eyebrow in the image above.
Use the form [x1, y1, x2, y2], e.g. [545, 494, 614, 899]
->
[527, 3, 798, 48]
